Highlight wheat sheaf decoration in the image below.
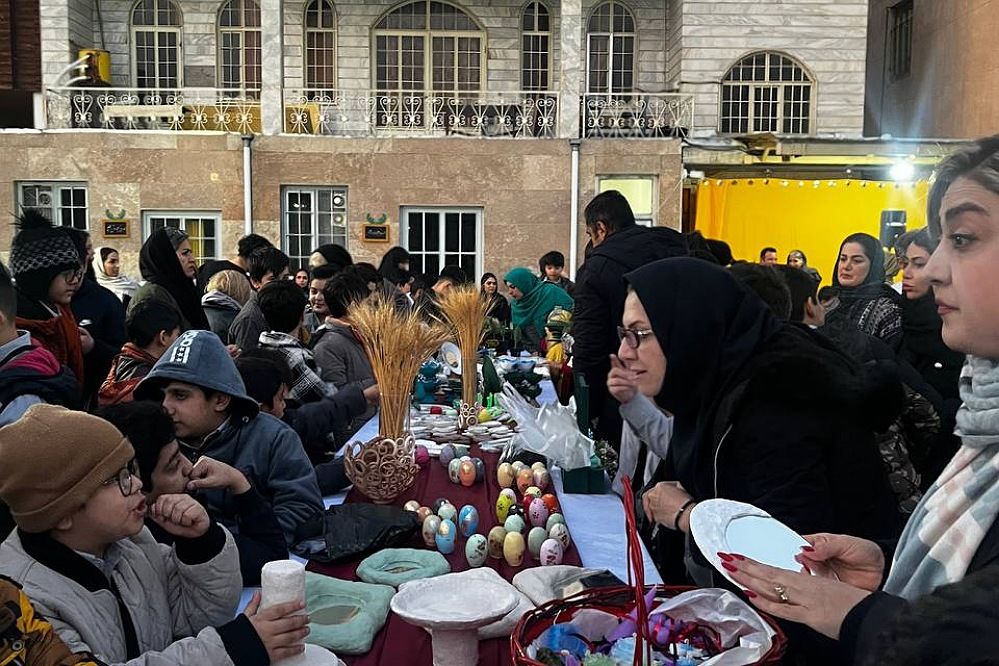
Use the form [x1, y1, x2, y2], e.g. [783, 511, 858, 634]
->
[349, 297, 451, 440]
[436, 285, 491, 412]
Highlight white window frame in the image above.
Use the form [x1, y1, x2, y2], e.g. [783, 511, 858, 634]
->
[130, 0, 184, 89]
[16, 181, 89, 230]
[304, 0, 338, 94]
[401, 206, 482, 280]
[281, 185, 349, 269]
[521, 1, 552, 92]
[217, 0, 262, 98]
[597, 175, 656, 226]
[719, 51, 814, 135]
[142, 210, 221, 265]
[585, 1, 636, 95]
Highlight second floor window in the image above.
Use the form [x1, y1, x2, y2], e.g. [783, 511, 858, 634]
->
[586, 1, 636, 95]
[218, 0, 262, 97]
[888, 0, 913, 81]
[305, 0, 337, 93]
[521, 2, 551, 92]
[131, 0, 183, 89]
[720, 51, 813, 135]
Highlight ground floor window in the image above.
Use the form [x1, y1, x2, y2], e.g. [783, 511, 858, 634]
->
[597, 176, 656, 226]
[17, 181, 89, 229]
[402, 207, 481, 280]
[143, 211, 220, 265]
[282, 185, 348, 269]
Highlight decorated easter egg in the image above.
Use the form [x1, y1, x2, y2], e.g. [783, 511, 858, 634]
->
[527, 526, 547, 559]
[529, 498, 550, 528]
[440, 444, 457, 467]
[458, 504, 479, 537]
[416, 506, 432, 523]
[546, 512, 565, 532]
[465, 534, 488, 567]
[541, 494, 559, 514]
[448, 458, 462, 484]
[524, 486, 542, 499]
[521, 494, 534, 516]
[487, 526, 507, 559]
[540, 538, 564, 566]
[438, 502, 457, 523]
[503, 531, 526, 567]
[472, 458, 486, 482]
[531, 462, 546, 473]
[516, 469, 534, 494]
[499, 488, 517, 503]
[459, 460, 476, 487]
[548, 522, 571, 550]
[422, 515, 441, 547]
[532, 468, 550, 490]
[435, 518, 456, 554]
[414, 445, 430, 467]
[459, 455, 471, 462]
[432, 497, 450, 514]
[495, 494, 515, 523]
[511, 461, 527, 475]
[497, 462, 515, 488]
[403, 500, 420, 512]
[504, 514, 526, 535]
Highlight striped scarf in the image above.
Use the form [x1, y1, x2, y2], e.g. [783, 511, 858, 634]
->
[883, 356, 999, 600]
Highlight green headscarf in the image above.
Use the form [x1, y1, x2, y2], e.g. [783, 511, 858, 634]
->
[504, 267, 573, 337]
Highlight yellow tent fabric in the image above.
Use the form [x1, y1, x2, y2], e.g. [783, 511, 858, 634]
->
[695, 178, 929, 284]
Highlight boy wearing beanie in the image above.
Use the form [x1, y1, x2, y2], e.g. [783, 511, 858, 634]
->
[0, 405, 311, 665]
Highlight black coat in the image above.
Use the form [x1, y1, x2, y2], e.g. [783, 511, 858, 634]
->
[71, 277, 126, 407]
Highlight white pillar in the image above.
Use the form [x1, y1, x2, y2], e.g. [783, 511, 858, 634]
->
[260, 0, 285, 135]
[557, 0, 583, 139]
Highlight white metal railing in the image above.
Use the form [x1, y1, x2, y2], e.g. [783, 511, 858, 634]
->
[283, 89, 559, 138]
[582, 92, 693, 138]
[45, 87, 263, 133]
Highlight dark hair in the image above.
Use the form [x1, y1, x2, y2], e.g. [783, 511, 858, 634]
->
[310, 264, 339, 282]
[237, 233, 273, 259]
[686, 231, 720, 264]
[410, 273, 429, 298]
[779, 265, 820, 323]
[584, 190, 635, 233]
[126, 300, 182, 347]
[323, 271, 370, 318]
[759, 246, 778, 260]
[247, 246, 289, 284]
[817, 285, 840, 302]
[729, 263, 791, 320]
[539, 251, 565, 272]
[295, 267, 310, 277]
[896, 227, 937, 256]
[927, 135, 999, 239]
[480, 272, 498, 290]
[235, 353, 292, 409]
[392, 269, 412, 288]
[258, 279, 307, 333]
[705, 238, 734, 266]
[312, 244, 353, 272]
[95, 401, 176, 491]
[378, 246, 411, 281]
[353, 262, 381, 287]
[439, 265, 468, 285]
[0, 262, 16, 322]
[99, 247, 117, 263]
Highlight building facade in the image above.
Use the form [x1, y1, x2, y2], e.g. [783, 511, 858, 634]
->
[2, 0, 871, 277]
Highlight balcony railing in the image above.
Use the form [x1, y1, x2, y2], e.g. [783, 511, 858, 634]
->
[284, 89, 559, 138]
[582, 92, 693, 138]
[45, 87, 262, 133]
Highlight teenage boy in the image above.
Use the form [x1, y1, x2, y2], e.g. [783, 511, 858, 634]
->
[304, 264, 338, 344]
[134, 330, 323, 544]
[229, 247, 291, 352]
[97, 401, 287, 586]
[0, 404, 309, 665]
[99, 300, 181, 406]
[197, 233, 272, 294]
[538, 250, 575, 295]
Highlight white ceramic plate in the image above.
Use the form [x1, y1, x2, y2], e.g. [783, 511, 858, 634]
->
[689, 499, 810, 587]
[441, 342, 462, 376]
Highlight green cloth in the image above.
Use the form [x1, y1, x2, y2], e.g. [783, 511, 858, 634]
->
[504, 267, 573, 340]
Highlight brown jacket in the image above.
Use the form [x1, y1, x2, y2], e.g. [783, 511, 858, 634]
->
[0, 576, 97, 666]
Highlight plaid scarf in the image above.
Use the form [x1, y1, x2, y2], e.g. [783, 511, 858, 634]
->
[258, 331, 336, 404]
[884, 356, 999, 600]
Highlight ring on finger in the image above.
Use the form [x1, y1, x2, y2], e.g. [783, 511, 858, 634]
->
[773, 583, 789, 604]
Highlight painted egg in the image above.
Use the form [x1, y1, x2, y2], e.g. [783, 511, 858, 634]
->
[458, 504, 479, 537]
[529, 498, 550, 528]
[438, 502, 457, 523]
[415, 445, 430, 467]
[521, 494, 535, 516]
[511, 461, 527, 475]
[541, 494, 560, 514]
[497, 462, 515, 488]
[524, 486, 542, 499]
[435, 518, 456, 554]
[465, 534, 488, 567]
[503, 531, 526, 567]
[495, 494, 515, 523]
[472, 458, 486, 482]
[546, 512, 565, 532]
[516, 469, 534, 494]
[540, 538, 564, 566]
[454, 445, 470, 458]
[527, 526, 548, 559]
[459, 460, 476, 487]
[531, 462, 547, 473]
[440, 444, 457, 467]
[532, 468, 550, 490]
[504, 514, 526, 535]
[448, 458, 462, 484]
[459, 455, 471, 463]
[430, 405, 443, 415]
[404, 500, 420, 512]
[487, 526, 508, 559]
[478, 408, 491, 423]
[422, 515, 441, 547]
[432, 497, 450, 514]
[499, 488, 518, 503]
[416, 506, 433, 523]
[548, 522, 571, 550]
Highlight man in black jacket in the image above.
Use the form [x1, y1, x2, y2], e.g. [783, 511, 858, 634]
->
[573, 190, 688, 446]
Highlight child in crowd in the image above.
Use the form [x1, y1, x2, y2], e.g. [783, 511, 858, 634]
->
[539, 250, 575, 295]
[229, 247, 290, 352]
[134, 330, 323, 544]
[99, 301, 182, 406]
[305, 265, 338, 344]
[202, 270, 252, 344]
[0, 404, 309, 665]
[97, 401, 287, 586]
[256, 280, 334, 406]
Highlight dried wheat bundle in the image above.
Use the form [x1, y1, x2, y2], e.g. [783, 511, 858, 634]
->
[437, 285, 491, 408]
[349, 297, 451, 439]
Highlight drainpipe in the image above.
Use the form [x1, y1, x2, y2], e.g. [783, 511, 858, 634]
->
[568, 138, 582, 279]
[242, 135, 254, 235]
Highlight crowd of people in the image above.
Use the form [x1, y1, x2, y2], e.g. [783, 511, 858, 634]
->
[0, 135, 997, 665]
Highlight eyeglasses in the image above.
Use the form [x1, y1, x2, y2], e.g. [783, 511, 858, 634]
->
[60, 267, 84, 284]
[617, 325, 655, 349]
[101, 459, 140, 497]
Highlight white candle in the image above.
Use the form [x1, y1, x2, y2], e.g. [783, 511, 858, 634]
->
[261, 560, 306, 612]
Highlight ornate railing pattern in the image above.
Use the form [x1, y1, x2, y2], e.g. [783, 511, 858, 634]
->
[582, 93, 693, 138]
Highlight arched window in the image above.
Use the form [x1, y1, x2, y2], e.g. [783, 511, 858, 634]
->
[131, 0, 182, 89]
[218, 0, 261, 97]
[521, 2, 551, 92]
[305, 0, 337, 92]
[720, 51, 813, 134]
[586, 1, 635, 94]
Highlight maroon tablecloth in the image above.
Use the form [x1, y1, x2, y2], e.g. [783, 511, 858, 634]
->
[307, 444, 580, 666]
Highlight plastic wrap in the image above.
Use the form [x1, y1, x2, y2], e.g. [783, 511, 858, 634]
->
[498, 383, 595, 470]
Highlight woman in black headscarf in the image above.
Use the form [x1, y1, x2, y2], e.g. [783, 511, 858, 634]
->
[129, 228, 209, 331]
[479, 272, 511, 325]
[825, 232, 904, 351]
[377, 246, 411, 283]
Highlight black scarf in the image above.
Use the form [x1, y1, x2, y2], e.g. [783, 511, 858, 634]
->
[139, 229, 209, 330]
[832, 232, 892, 304]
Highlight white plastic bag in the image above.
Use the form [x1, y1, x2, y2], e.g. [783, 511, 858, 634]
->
[498, 383, 594, 470]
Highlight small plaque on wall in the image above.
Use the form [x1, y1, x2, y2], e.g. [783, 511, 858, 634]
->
[363, 224, 390, 242]
[102, 219, 130, 238]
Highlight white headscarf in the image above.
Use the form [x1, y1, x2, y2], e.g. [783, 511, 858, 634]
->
[92, 247, 140, 302]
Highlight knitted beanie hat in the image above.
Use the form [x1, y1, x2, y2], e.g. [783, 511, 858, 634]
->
[10, 211, 82, 302]
[0, 404, 135, 533]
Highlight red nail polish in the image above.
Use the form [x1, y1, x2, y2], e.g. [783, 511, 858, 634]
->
[717, 552, 733, 562]
[802, 546, 815, 553]
[722, 562, 738, 572]
[743, 589, 757, 598]
[730, 553, 746, 561]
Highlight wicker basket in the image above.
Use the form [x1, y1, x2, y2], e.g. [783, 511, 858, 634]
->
[343, 433, 418, 504]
